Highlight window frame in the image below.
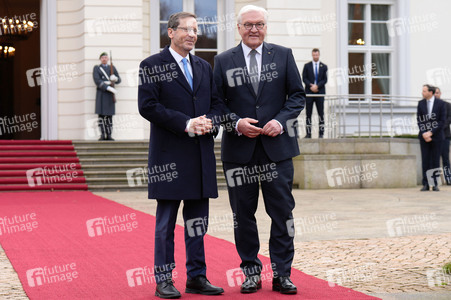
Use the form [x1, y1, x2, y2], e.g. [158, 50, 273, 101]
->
[338, 0, 410, 102]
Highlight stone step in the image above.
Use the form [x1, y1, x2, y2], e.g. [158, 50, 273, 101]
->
[299, 138, 396, 154]
[293, 153, 417, 189]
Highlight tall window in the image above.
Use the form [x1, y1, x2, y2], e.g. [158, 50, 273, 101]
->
[348, 3, 393, 100]
[158, 0, 220, 67]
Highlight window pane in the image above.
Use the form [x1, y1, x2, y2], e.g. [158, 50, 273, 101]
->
[371, 24, 389, 45]
[349, 78, 365, 94]
[372, 78, 390, 94]
[372, 53, 390, 76]
[371, 5, 389, 21]
[160, 23, 171, 48]
[195, 51, 216, 68]
[348, 4, 365, 20]
[160, 0, 183, 21]
[349, 53, 365, 75]
[196, 24, 217, 48]
[348, 23, 365, 45]
[195, 0, 217, 20]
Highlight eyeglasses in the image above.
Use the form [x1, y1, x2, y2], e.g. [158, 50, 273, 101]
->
[174, 26, 198, 34]
[241, 23, 265, 30]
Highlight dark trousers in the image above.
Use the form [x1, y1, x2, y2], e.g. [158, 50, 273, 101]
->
[442, 138, 451, 183]
[420, 138, 443, 186]
[223, 139, 295, 277]
[305, 96, 325, 136]
[154, 198, 209, 283]
[98, 115, 113, 138]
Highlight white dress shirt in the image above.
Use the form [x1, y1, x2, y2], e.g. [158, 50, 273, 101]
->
[241, 42, 263, 78]
[169, 46, 193, 82]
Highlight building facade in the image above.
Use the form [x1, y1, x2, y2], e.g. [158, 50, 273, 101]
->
[2, 0, 450, 140]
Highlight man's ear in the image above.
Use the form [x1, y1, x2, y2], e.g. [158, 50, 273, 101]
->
[168, 28, 174, 39]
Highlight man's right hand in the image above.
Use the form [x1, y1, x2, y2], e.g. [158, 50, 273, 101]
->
[187, 115, 212, 135]
[237, 118, 262, 138]
[423, 131, 433, 142]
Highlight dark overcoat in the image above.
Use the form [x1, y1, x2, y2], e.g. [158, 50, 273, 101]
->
[138, 46, 224, 200]
[93, 64, 121, 115]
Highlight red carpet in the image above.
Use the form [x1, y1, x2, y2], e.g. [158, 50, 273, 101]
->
[0, 140, 87, 191]
[0, 192, 379, 299]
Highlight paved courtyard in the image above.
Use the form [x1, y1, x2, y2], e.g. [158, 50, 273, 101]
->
[1, 187, 451, 299]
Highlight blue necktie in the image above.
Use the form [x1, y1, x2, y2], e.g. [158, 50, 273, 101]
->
[315, 63, 319, 85]
[182, 58, 193, 90]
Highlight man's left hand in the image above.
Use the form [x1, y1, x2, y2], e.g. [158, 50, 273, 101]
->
[110, 74, 119, 82]
[310, 84, 319, 93]
[262, 120, 282, 137]
[422, 131, 433, 142]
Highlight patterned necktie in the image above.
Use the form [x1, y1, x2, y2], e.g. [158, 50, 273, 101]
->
[182, 58, 193, 90]
[249, 49, 259, 95]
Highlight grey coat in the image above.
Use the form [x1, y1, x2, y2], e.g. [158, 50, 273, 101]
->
[93, 64, 121, 115]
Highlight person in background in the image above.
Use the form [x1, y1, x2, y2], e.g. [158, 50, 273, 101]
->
[435, 87, 451, 185]
[417, 84, 447, 191]
[302, 48, 328, 138]
[93, 52, 121, 141]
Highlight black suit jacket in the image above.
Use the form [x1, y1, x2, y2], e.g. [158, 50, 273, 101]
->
[138, 46, 224, 199]
[417, 97, 447, 141]
[213, 42, 305, 164]
[302, 61, 327, 94]
[444, 102, 451, 138]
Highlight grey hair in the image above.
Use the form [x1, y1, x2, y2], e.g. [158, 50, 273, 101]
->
[237, 5, 268, 24]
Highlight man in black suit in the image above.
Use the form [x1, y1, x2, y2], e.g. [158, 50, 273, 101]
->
[213, 5, 305, 295]
[435, 87, 451, 185]
[93, 52, 121, 140]
[302, 48, 328, 138]
[417, 84, 447, 191]
[138, 12, 224, 298]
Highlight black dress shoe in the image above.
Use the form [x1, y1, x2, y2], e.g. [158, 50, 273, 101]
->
[420, 185, 429, 191]
[432, 186, 440, 191]
[106, 135, 115, 141]
[185, 275, 224, 295]
[155, 279, 181, 299]
[318, 135, 324, 138]
[272, 276, 297, 294]
[304, 134, 311, 139]
[240, 275, 262, 293]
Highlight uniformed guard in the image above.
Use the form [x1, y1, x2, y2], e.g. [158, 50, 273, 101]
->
[93, 52, 121, 140]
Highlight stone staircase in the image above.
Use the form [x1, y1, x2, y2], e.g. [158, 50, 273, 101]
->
[294, 138, 420, 189]
[73, 140, 226, 192]
[74, 138, 421, 191]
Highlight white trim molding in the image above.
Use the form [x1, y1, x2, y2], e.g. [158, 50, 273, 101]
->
[40, 0, 58, 140]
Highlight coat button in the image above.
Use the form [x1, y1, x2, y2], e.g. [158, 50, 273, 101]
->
[256, 105, 260, 109]
[193, 96, 197, 101]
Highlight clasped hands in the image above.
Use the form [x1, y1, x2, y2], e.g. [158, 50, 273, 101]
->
[310, 83, 319, 93]
[422, 131, 433, 142]
[187, 115, 213, 135]
[237, 118, 281, 138]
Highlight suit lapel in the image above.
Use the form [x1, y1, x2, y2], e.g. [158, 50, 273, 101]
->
[161, 46, 193, 94]
[190, 53, 202, 94]
[231, 43, 257, 98]
[256, 42, 275, 100]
